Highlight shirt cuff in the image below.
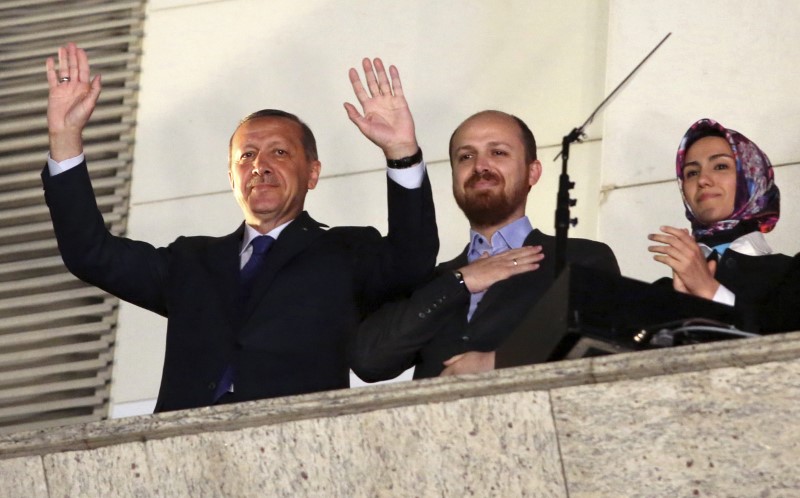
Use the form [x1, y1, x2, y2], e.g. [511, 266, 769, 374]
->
[386, 161, 425, 189]
[712, 284, 736, 306]
[47, 153, 85, 176]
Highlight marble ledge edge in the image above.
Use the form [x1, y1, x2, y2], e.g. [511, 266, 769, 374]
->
[1, 329, 798, 460]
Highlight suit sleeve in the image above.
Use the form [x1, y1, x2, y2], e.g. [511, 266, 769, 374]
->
[356, 171, 439, 311]
[42, 161, 170, 316]
[350, 269, 469, 382]
[571, 240, 620, 275]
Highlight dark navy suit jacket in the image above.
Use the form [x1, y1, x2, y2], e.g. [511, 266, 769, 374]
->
[43, 162, 438, 412]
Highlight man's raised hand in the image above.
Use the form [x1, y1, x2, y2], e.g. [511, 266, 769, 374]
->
[46, 42, 101, 161]
[344, 58, 418, 160]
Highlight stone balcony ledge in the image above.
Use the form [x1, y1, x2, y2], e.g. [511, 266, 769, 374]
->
[3, 330, 799, 497]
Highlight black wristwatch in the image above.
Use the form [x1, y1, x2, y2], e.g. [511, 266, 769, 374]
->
[386, 148, 423, 169]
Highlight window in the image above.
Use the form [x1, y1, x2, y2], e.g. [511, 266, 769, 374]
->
[0, 0, 145, 433]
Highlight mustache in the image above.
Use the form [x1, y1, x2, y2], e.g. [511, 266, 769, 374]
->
[464, 170, 501, 188]
[248, 173, 280, 188]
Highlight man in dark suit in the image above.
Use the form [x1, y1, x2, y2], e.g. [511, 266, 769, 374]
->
[351, 110, 619, 381]
[43, 44, 437, 411]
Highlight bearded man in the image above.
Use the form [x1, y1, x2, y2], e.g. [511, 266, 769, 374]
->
[351, 110, 620, 380]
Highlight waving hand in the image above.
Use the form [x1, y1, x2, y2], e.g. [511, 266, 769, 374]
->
[344, 58, 418, 159]
[45, 43, 102, 161]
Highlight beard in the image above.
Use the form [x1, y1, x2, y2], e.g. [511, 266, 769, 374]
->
[455, 170, 529, 228]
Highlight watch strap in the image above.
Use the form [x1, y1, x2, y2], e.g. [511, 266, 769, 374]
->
[386, 148, 423, 169]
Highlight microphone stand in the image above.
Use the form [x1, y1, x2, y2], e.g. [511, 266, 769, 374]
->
[554, 32, 672, 276]
[554, 128, 582, 274]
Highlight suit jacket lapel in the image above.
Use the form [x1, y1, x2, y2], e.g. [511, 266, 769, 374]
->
[205, 224, 247, 332]
[241, 212, 327, 322]
[523, 229, 549, 249]
[438, 248, 468, 273]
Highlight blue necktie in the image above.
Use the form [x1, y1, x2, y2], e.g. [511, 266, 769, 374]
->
[239, 235, 275, 303]
[213, 235, 275, 403]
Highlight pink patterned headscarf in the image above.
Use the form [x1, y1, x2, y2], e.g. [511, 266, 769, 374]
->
[676, 118, 780, 241]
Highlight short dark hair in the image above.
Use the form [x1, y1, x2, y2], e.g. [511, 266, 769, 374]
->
[229, 109, 318, 166]
[448, 110, 537, 165]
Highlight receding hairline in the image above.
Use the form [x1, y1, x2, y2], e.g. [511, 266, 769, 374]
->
[227, 113, 318, 167]
[454, 110, 517, 134]
[448, 110, 537, 163]
[229, 115, 304, 150]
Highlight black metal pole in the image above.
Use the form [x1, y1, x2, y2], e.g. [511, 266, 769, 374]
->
[554, 128, 582, 276]
[552, 33, 671, 276]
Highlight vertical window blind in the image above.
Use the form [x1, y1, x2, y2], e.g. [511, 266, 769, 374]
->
[0, 0, 145, 433]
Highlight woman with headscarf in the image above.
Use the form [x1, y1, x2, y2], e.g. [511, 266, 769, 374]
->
[647, 118, 793, 311]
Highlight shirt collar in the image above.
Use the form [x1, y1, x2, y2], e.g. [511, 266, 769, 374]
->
[698, 231, 773, 258]
[240, 220, 292, 256]
[467, 216, 533, 262]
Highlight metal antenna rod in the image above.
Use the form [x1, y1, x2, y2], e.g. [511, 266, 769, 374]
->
[553, 32, 672, 275]
[553, 32, 672, 161]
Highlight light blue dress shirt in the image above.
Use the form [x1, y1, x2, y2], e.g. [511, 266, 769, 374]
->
[465, 216, 533, 321]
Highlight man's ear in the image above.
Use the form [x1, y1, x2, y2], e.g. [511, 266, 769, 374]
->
[228, 167, 235, 189]
[307, 160, 322, 190]
[528, 159, 543, 187]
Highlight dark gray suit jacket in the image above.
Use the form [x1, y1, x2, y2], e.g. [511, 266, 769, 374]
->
[351, 229, 619, 381]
